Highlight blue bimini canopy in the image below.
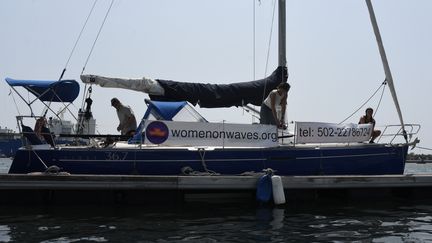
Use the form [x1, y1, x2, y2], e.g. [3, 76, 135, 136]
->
[143, 100, 187, 120]
[129, 100, 190, 144]
[5, 78, 80, 103]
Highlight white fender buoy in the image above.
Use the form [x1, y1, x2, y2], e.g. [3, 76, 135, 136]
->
[271, 175, 286, 205]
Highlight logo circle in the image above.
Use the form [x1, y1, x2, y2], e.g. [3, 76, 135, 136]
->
[145, 121, 169, 144]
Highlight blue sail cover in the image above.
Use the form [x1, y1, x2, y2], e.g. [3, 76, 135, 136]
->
[149, 66, 288, 108]
[5, 78, 80, 102]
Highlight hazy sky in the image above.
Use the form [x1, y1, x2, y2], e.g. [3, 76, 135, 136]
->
[0, 0, 431, 154]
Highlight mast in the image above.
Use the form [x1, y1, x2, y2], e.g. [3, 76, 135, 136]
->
[365, 0, 407, 141]
[278, 0, 287, 68]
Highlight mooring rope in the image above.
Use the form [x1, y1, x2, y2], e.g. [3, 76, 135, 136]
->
[198, 148, 219, 175]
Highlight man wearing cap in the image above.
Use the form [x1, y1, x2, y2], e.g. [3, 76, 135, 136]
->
[111, 98, 137, 137]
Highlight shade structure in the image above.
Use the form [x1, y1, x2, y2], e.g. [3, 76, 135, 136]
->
[5, 78, 80, 103]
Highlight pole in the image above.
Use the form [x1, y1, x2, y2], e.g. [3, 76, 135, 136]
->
[365, 0, 407, 141]
[278, 0, 287, 68]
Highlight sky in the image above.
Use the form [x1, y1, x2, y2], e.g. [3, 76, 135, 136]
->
[0, 0, 431, 154]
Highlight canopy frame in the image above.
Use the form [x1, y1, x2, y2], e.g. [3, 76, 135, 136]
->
[5, 78, 80, 121]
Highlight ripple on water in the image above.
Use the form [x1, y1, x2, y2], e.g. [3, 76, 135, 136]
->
[0, 225, 11, 242]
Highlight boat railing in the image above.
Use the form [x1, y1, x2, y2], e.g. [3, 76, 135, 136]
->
[377, 123, 421, 144]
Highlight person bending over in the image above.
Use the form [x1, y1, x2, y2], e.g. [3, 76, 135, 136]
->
[111, 98, 137, 137]
[260, 82, 290, 129]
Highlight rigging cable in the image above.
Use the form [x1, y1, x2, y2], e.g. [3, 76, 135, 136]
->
[253, 0, 256, 81]
[245, 0, 276, 121]
[58, 0, 99, 81]
[338, 79, 387, 124]
[261, 0, 277, 104]
[247, 0, 257, 122]
[79, 0, 115, 115]
[77, 0, 114, 136]
[264, 0, 277, 78]
[416, 146, 432, 151]
[9, 89, 21, 117]
[372, 79, 387, 117]
[81, 0, 115, 75]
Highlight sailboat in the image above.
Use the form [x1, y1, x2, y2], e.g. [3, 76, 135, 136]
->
[7, 0, 420, 175]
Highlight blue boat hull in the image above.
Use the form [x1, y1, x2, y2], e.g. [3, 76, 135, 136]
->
[8, 144, 408, 175]
[0, 138, 82, 158]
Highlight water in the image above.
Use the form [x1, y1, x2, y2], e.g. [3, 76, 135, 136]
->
[0, 158, 11, 174]
[2, 158, 432, 242]
[2, 198, 432, 242]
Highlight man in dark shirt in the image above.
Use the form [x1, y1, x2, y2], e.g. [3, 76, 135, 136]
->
[359, 107, 381, 143]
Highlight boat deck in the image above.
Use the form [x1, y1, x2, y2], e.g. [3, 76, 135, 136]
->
[1, 173, 432, 205]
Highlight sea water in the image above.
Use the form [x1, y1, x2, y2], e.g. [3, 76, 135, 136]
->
[2, 158, 432, 242]
[0, 158, 11, 174]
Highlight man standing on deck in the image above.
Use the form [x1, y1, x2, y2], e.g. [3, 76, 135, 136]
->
[260, 82, 290, 129]
[111, 98, 137, 137]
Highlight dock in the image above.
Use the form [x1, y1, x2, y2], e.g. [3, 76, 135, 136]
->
[1, 173, 432, 205]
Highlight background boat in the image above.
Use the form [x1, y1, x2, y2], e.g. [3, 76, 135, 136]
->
[0, 126, 21, 158]
[0, 113, 96, 158]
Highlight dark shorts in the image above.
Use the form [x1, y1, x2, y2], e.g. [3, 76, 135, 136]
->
[260, 104, 276, 125]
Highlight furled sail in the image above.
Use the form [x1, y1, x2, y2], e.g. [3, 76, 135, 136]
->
[80, 74, 165, 95]
[81, 66, 287, 108]
[151, 66, 287, 108]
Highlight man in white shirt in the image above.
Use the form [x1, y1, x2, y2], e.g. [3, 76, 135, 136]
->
[260, 82, 290, 128]
[111, 98, 137, 137]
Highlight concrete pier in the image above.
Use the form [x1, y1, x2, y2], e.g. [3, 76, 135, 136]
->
[1, 173, 432, 204]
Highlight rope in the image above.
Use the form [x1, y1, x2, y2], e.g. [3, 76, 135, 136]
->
[261, 0, 277, 104]
[253, 0, 256, 81]
[264, 0, 277, 78]
[373, 79, 387, 117]
[77, 86, 94, 134]
[181, 167, 220, 176]
[9, 89, 21, 116]
[80, 85, 91, 119]
[339, 79, 387, 124]
[249, 0, 257, 123]
[80, 84, 89, 116]
[198, 148, 219, 175]
[81, 0, 115, 75]
[59, 0, 99, 81]
[417, 146, 432, 151]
